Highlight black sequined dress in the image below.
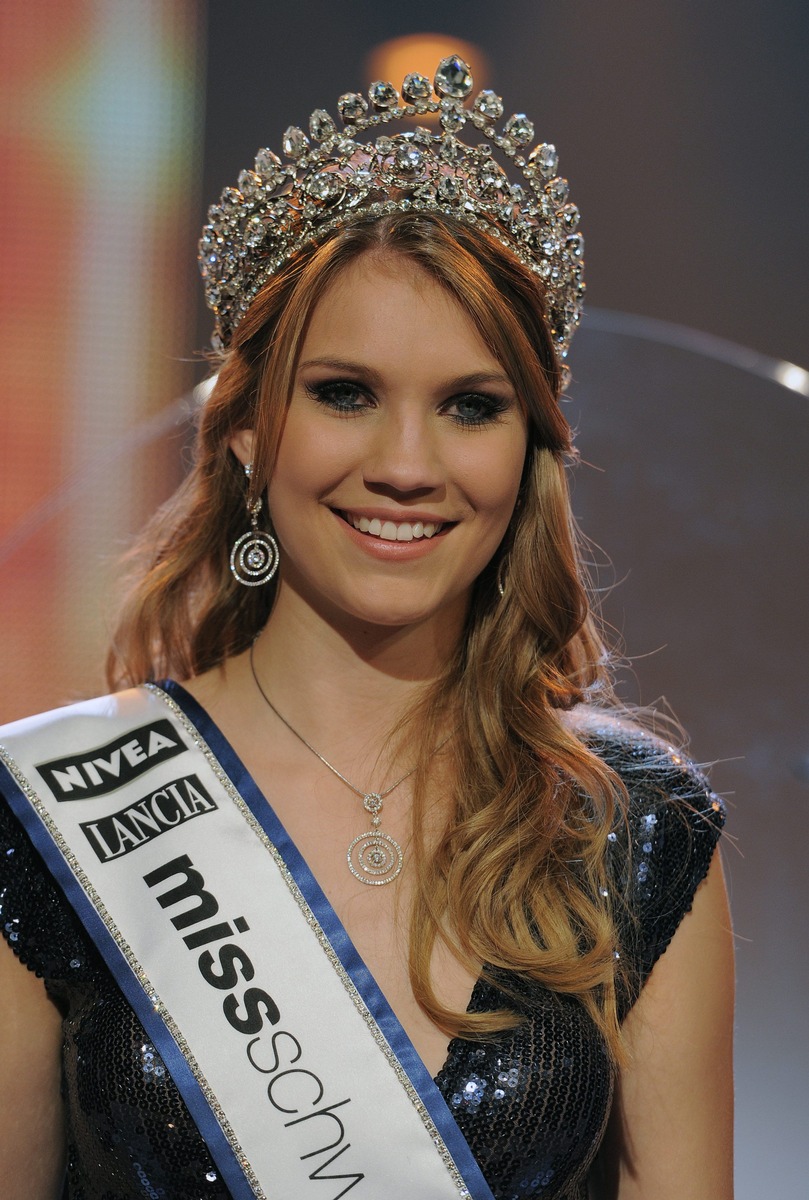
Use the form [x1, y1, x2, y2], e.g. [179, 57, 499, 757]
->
[0, 698, 724, 1200]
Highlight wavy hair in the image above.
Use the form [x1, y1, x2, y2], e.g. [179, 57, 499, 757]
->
[108, 213, 630, 1058]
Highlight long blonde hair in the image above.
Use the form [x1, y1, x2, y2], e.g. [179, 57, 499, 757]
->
[108, 213, 629, 1058]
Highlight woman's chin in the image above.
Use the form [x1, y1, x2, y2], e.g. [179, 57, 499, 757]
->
[322, 584, 470, 637]
[344, 596, 464, 633]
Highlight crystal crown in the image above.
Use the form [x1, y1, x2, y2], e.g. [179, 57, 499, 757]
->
[199, 55, 585, 372]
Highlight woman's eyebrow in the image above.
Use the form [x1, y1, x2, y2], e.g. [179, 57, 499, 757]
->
[441, 371, 515, 392]
[297, 356, 382, 383]
[298, 358, 514, 393]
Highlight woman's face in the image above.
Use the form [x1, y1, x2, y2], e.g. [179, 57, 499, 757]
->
[237, 252, 528, 635]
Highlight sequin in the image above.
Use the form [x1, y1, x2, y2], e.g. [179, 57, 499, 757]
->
[0, 715, 723, 1199]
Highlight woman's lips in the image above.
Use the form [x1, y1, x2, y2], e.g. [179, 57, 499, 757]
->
[341, 510, 444, 542]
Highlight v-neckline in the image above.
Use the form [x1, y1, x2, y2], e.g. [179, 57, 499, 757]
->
[158, 678, 481, 1085]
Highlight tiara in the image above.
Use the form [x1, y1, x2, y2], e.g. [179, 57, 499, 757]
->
[199, 54, 585, 377]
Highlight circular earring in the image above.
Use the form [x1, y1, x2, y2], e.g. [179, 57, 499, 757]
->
[230, 466, 279, 587]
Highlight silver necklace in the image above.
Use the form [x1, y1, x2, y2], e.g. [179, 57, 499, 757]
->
[250, 644, 417, 886]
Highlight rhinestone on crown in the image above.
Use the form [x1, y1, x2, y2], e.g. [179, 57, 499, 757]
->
[198, 54, 585, 379]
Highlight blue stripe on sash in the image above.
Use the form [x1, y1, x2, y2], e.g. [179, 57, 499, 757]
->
[161, 679, 495, 1200]
[0, 755, 258, 1200]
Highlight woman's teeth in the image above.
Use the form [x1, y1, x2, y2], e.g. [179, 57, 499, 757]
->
[347, 514, 442, 542]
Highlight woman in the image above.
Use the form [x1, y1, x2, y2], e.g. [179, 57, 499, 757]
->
[0, 55, 733, 1200]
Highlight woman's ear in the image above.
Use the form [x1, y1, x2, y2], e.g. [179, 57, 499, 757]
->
[229, 429, 255, 467]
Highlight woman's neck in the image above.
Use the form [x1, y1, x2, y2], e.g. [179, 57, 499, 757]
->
[237, 580, 462, 762]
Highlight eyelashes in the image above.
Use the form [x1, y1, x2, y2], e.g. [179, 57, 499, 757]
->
[305, 380, 367, 415]
[304, 380, 511, 428]
[449, 394, 510, 428]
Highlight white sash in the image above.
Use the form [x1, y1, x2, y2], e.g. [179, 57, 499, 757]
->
[0, 683, 493, 1200]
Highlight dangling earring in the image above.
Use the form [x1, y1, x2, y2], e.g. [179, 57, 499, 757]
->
[230, 463, 280, 587]
[496, 560, 507, 599]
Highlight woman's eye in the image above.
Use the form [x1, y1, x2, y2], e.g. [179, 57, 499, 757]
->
[447, 393, 509, 427]
[305, 380, 370, 414]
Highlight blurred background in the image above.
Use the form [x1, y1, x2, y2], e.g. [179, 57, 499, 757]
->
[1, 1, 807, 1192]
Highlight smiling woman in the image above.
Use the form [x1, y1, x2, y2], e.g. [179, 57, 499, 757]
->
[0, 53, 732, 1200]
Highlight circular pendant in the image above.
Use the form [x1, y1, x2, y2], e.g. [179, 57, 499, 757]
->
[347, 831, 403, 886]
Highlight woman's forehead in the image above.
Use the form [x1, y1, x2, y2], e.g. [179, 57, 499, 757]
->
[300, 253, 506, 376]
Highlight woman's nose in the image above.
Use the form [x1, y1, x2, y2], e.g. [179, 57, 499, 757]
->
[361, 409, 444, 495]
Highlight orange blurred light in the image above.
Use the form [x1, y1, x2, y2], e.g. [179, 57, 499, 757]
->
[366, 34, 489, 95]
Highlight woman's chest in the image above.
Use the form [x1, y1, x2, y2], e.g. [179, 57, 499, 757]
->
[297, 857, 479, 1079]
[58, 966, 613, 1199]
[248, 760, 476, 1077]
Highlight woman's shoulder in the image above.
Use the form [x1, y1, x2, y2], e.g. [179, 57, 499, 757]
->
[0, 685, 156, 738]
[565, 703, 723, 816]
[565, 703, 726, 997]
[565, 701, 725, 853]
[0, 690, 154, 985]
[0, 787, 95, 984]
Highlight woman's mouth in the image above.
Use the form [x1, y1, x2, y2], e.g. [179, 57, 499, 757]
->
[337, 511, 447, 542]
